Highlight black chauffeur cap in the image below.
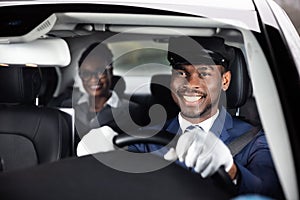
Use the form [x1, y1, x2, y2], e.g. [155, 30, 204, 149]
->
[167, 36, 235, 70]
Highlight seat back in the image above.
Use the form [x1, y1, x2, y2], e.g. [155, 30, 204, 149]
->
[150, 74, 180, 120]
[224, 47, 261, 125]
[0, 67, 72, 172]
[225, 47, 250, 109]
[111, 75, 126, 98]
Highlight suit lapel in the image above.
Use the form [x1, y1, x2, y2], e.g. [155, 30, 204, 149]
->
[166, 117, 181, 135]
[210, 107, 233, 142]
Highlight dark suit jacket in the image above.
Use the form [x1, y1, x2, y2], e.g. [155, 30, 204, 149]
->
[129, 107, 284, 199]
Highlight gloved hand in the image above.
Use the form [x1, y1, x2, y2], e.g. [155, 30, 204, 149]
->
[77, 126, 118, 157]
[164, 128, 233, 178]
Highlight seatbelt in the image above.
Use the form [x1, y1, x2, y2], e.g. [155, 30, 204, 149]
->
[227, 126, 262, 157]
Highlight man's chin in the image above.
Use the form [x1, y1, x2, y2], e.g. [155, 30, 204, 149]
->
[181, 111, 202, 119]
[180, 106, 214, 120]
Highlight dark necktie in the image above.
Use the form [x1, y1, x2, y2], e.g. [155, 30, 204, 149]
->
[184, 125, 204, 134]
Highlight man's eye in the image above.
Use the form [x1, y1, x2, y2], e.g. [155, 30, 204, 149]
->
[174, 70, 187, 77]
[199, 72, 210, 77]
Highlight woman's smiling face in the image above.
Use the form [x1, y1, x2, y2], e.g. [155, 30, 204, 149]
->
[170, 64, 231, 123]
[80, 55, 112, 98]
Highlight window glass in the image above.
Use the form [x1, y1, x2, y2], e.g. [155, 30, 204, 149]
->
[109, 40, 171, 94]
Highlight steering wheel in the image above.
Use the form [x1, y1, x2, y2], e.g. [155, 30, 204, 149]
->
[113, 130, 238, 196]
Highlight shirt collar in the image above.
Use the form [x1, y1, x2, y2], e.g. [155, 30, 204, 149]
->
[178, 109, 219, 133]
[77, 90, 119, 108]
[77, 92, 89, 105]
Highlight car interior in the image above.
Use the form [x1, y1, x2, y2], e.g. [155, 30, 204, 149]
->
[1, 3, 298, 199]
[0, 6, 263, 170]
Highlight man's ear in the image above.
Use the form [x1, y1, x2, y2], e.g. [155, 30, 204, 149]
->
[222, 71, 231, 91]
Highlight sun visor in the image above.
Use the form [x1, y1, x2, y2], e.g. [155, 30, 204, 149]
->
[0, 38, 71, 67]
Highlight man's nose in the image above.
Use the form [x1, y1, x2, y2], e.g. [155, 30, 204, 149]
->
[186, 73, 202, 88]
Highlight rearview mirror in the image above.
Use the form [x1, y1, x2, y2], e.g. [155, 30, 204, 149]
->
[0, 38, 71, 67]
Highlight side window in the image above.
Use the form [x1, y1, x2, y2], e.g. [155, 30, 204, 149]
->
[268, 0, 300, 71]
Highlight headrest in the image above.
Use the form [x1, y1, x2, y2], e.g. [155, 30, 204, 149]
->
[150, 74, 180, 119]
[0, 67, 41, 104]
[151, 74, 172, 99]
[151, 48, 250, 109]
[111, 75, 126, 96]
[168, 36, 235, 70]
[226, 47, 250, 108]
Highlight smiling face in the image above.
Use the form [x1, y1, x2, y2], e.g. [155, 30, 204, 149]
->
[170, 64, 231, 123]
[80, 55, 112, 98]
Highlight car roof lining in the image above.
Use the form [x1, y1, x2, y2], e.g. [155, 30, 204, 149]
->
[1, 1, 259, 31]
[50, 12, 244, 42]
[0, 11, 246, 43]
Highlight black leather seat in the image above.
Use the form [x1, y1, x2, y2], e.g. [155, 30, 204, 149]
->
[0, 67, 72, 172]
[111, 75, 126, 98]
[150, 74, 180, 120]
[225, 47, 261, 125]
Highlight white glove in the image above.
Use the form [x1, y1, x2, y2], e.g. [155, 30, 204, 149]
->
[164, 129, 233, 178]
[76, 126, 118, 157]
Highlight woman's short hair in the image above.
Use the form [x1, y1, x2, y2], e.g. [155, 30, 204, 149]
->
[78, 43, 113, 68]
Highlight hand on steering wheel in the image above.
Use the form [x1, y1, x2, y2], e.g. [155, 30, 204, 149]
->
[164, 128, 234, 178]
[114, 128, 237, 196]
[77, 126, 118, 157]
[77, 125, 237, 196]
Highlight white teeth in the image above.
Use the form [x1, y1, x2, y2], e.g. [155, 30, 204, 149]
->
[183, 96, 202, 102]
[90, 85, 100, 90]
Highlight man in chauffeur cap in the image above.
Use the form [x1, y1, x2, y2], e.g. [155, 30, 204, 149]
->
[130, 36, 284, 199]
[77, 36, 284, 199]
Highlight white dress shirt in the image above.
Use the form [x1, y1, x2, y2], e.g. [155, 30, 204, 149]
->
[178, 109, 219, 133]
